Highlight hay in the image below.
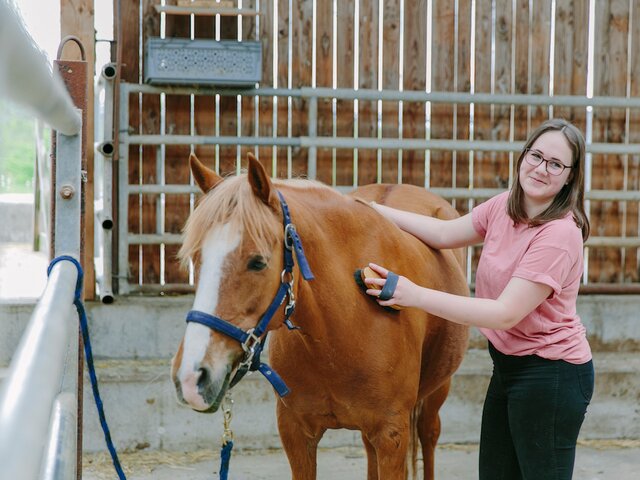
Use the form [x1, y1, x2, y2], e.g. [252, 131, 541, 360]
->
[83, 449, 215, 479]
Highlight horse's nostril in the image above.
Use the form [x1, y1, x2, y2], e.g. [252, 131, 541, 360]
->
[196, 367, 210, 392]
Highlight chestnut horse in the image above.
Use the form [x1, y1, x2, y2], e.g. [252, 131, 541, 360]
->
[171, 153, 469, 479]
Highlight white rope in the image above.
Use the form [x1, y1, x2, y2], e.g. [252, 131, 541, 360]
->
[0, 0, 81, 135]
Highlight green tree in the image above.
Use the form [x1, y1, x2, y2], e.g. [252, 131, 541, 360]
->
[0, 99, 36, 193]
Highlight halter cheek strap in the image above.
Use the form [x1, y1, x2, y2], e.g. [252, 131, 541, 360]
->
[186, 190, 314, 397]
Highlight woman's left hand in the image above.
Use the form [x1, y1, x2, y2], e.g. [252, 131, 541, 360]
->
[364, 263, 420, 309]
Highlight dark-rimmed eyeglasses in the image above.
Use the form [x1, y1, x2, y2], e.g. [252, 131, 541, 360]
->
[524, 149, 573, 176]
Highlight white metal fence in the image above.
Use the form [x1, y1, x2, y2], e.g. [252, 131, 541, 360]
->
[110, 81, 640, 294]
[0, 1, 83, 478]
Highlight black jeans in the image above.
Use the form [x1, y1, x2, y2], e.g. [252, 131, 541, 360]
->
[479, 342, 594, 480]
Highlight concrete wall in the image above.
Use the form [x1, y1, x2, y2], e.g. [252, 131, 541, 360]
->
[1, 294, 639, 452]
[0, 194, 33, 243]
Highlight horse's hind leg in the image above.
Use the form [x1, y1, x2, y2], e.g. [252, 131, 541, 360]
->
[277, 405, 324, 480]
[418, 381, 451, 480]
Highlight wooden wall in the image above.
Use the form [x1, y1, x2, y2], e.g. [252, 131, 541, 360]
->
[116, 0, 640, 290]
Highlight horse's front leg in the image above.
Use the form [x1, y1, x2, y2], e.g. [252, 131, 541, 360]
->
[276, 402, 325, 480]
[362, 434, 379, 480]
[364, 416, 411, 479]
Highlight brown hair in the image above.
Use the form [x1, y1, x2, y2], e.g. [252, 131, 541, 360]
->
[507, 118, 590, 241]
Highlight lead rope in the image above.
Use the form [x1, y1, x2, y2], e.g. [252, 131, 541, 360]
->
[47, 256, 127, 480]
[219, 391, 234, 480]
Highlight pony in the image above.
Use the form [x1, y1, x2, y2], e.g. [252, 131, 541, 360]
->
[171, 152, 470, 479]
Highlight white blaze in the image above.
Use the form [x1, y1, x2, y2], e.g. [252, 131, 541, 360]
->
[178, 223, 241, 382]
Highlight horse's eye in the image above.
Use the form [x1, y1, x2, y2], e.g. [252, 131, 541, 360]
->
[248, 256, 268, 271]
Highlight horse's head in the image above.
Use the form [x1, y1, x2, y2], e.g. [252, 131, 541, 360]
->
[171, 153, 289, 413]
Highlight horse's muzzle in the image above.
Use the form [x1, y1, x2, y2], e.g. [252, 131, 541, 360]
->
[174, 364, 231, 414]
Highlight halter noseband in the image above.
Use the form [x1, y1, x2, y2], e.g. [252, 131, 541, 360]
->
[185, 191, 314, 397]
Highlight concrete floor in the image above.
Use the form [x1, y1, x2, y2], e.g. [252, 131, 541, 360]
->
[83, 441, 640, 479]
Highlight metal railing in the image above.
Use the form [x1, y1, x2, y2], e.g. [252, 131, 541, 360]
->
[0, 1, 83, 478]
[112, 81, 640, 294]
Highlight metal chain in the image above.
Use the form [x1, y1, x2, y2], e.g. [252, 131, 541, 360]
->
[221, 391, 234, 445]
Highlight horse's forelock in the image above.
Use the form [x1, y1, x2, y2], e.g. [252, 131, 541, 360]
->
[179, 176, 280, 268]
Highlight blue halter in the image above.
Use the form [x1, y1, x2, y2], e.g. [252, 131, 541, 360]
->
[185, 191, 314, 397]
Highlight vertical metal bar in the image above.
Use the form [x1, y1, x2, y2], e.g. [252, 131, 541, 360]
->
[308, 97, 318, 179]
[54, 124, 83, 257]
[118, 83, 131, 294]
[95, 63, 116, 303]
[467, 0, 477, 284]
[287, 0, 293, 178]
[424, 0, 433, 188]
[398, 0, 405, 184]
[353, 0, 360, 187]
[308, 0, 318, 179]
[583, 0, 596, 284]
[377, 0, 384, 183]
[331, 0, 338, 186]
[272, 0, 279, 175]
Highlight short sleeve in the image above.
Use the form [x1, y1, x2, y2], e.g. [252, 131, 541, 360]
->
[513, 244, 574, 295]
[472, 192, 507, 239]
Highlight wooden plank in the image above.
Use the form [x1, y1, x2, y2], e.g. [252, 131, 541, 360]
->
[240, 1, 260, 172]
[256, 0, 272, 169]
[60, 0, 95, 299]
[193, 14, 217, 177]
[590, 0, 629, 283]
[400, 0, 427, 187]
[356, 0, 379, 185]
[289, 0, 313, 177]
[553, 0, 589, 129]
[257, 0, 286, 175]
[380, 0, 400, 184]
[119, 0, 144, 288]
[624, 0, 640, 282]
[154, 5, 260, 16]
[334, 0, 355, 185]
[528, 1, 552, 130]
[138, 0, 162, 286]
[473, 0, 492, 188]
[453, 0, 472, 211]
[513, 0, 530, 142]
[162, 0, 193, 285]
[314, 0, 335, 185]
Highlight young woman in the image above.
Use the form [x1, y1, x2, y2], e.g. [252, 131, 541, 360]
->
[365, 118, 594, 480]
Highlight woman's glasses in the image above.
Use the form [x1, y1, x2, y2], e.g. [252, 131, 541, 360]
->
[524, 149, 572, 176]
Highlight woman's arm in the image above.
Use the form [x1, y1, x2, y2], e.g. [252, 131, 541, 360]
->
[365, 263, 553, 330]
[370, 203, 483, 249]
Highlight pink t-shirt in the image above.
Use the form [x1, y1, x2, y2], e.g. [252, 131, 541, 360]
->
[472, 191, 592, 364]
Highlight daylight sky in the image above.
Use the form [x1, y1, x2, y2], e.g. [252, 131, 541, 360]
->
[13, 0, 112, 67]
[13, 0, 61, 62]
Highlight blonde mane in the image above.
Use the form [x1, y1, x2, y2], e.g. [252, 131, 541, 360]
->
[179, 175, 332, 266]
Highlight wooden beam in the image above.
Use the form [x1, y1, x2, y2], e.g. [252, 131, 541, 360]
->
[154, 5, 260, 17]
[60, 0, 96, 301]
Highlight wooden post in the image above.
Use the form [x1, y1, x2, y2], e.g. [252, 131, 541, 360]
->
[60, 0, 95, 300]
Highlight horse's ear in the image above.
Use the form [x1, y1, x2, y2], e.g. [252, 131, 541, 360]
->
[247, 152, 278, 209]
[190, 153, 222, 193]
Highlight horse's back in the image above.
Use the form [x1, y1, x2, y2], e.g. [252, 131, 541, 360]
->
[350, 183, 465, 268]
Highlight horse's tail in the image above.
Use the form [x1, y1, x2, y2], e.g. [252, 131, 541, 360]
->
[407, 399, 423, 480]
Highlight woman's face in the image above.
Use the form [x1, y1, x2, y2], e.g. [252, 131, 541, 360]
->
[519, 130, 573, 215]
